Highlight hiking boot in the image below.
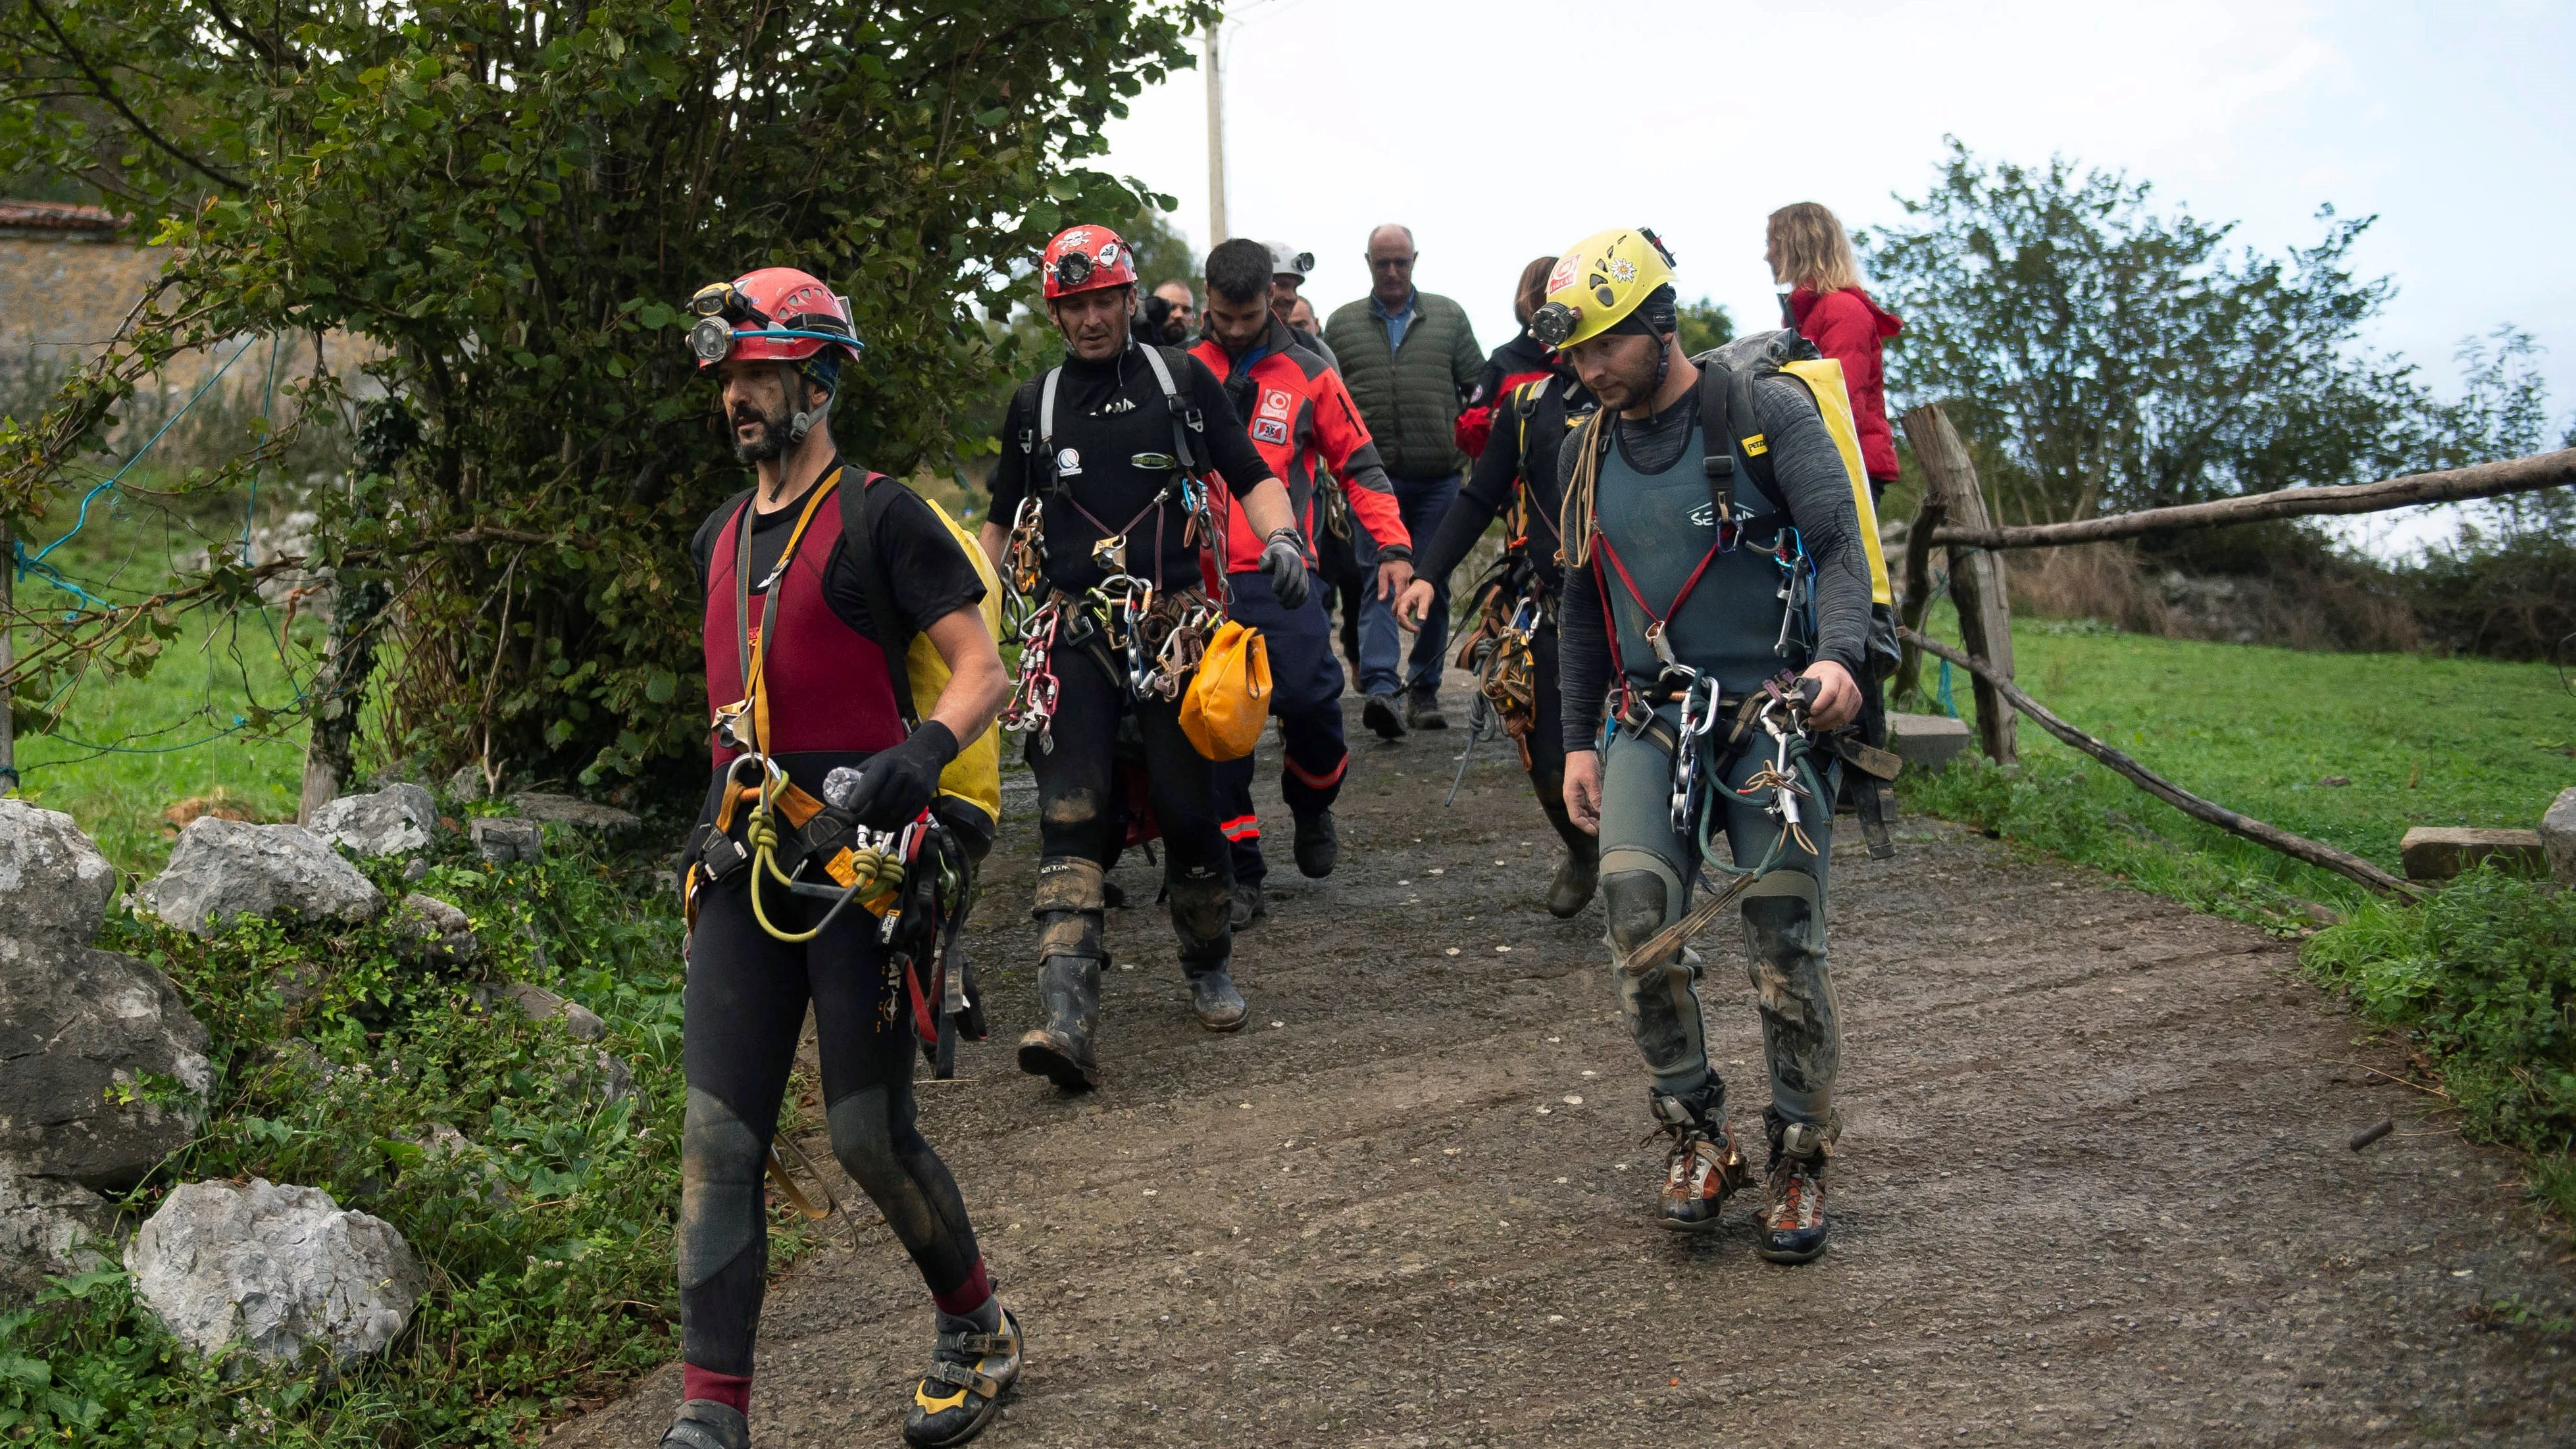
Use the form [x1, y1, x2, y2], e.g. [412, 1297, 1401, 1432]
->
[1363, 692, 1406, 740]
[1229, 880, 1267, 931]
[1405, 685, 1448, 730]
[661, 1401, 749, 1449]
[1186, 963, 1248, 1032]
[902, 1305, 1024, 1447]
[1292, 809, 1339, 878]
[1757, 1119, 1831, 1265]
[1650, 1090, 1747, 1233]
[1545, 840, 1599, 919]
[1101, 878, 1128, 910]
[1015, 955, 1100, 1091]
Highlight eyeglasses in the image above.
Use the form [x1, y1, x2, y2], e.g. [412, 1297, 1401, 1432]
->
[1367, 256, 1414, 271]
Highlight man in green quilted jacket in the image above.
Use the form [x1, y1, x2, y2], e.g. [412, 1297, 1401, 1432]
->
[1325, 222, 1484, 736]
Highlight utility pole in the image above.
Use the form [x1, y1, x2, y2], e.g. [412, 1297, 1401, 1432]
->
[1203, 20, 1226, 244]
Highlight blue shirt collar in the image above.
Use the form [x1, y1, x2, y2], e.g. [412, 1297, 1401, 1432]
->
[1369, 290, 1418, 321]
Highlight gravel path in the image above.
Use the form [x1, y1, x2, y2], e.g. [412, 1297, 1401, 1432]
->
[551, 682, 2573, 1448]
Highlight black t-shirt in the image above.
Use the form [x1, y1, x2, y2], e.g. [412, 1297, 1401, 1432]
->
[689, 461, 986, 653]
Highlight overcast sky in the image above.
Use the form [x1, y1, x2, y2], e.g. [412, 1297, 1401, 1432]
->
[1098, 0, 2574, 554]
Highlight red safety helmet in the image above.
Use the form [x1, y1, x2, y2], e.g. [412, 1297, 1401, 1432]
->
[1040, 225, 1137, 300]
[686, 267, 863, 371]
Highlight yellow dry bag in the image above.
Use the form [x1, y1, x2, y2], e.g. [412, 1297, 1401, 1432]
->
[1180, 620, 1271, 761]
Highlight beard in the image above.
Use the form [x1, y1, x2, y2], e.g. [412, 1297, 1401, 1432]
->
[730, 397, 795, 465]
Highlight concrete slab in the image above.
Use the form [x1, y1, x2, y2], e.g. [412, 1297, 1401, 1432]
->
[1888, 711, 1973, 775]
[2543, 786, 2576, 885]
[2399, 825, 2546, 882]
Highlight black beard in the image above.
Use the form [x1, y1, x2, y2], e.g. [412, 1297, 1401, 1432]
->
[730, 402, 794, 465]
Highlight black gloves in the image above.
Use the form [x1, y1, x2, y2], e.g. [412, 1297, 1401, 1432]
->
[1261, 527, 1311, 609]
[830, 721, 959, 830]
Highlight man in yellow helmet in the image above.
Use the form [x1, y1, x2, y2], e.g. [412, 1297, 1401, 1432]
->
[1542, 228, 1871, 1263]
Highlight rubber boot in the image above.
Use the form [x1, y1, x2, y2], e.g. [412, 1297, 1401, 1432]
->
[1535, 784, 1598, 919]
[901, 1304, 1024, 1447]
[1229, 880, 1267, 932]
[1650, 1085, 1747, 1233]
[661, 1401, 750, 1449]
[1186, 963, 1248, 1032]
[1015, 955, 1101, 1090]
[1292, 809, 1339, 878]
[1406, 684, 1448, 730]
[1757, 1114, 1831, 1264]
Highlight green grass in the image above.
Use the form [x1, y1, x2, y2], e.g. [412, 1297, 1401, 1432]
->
[1898, 607, 2575, 1224]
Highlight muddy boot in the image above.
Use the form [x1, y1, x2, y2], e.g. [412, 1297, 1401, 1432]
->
[661, 1401, 749, 1449]
[1535, 781, 1599, 919]
[902, 1304, 1024, 1447]
[1757, 1115, 1831, 1264]
[1363, 692, 1406, 740]
[1186, 962, 1248, 1032]
[1229, 880, 1267, 932]
[1405, 684, 1448, 730]
[1292, 808, 1338, 878]
[1015, 954, 1101, 1090]
[1650, 1087, 1747, 1234]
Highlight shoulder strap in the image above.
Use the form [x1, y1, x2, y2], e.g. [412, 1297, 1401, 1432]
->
[1137, 343, 1207, 472]
[1037, 366, 1063, 455]
[1696, 357, 1787, 523]
[836, 470, 921, 730]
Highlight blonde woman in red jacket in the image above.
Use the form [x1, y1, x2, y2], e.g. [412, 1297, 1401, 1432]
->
[1767, 202, 1904, 499]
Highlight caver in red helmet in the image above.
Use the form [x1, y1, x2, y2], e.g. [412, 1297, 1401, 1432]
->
[686, 267, 863, 371]
[1040, 225, 1138, 300]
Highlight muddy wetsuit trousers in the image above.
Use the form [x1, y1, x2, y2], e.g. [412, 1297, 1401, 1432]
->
[1597, 711, 1840, 1132]
[1029, 646, 1234, 970]
[679, 880, 986, 1377]
[1213, 567, 1348, 886]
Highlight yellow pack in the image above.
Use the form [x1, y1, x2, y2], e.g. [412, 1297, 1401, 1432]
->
[914, 497, 1005, 826]
[1777, 356, 1894, 607]
[1179, 620, 1271, 761]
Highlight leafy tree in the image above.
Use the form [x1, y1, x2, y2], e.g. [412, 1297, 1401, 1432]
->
[0, 0, 1211, 796]
[1862, 141, 2486, 526]
[1677, 297, 1734, 357]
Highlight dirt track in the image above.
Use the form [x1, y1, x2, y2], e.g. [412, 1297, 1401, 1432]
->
[553, 676, 2574, 1448]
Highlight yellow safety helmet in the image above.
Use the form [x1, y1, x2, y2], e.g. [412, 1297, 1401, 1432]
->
[1529, 228, 1677, 350]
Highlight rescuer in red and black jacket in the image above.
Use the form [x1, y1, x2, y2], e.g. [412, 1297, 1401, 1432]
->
[1398, 294, 1605, 921]
[668, 268, 1021, 1449]
[1189, 238, 1415, 928]
[976, 224, 1311, 1092]
[1452, 257, 1567, 461]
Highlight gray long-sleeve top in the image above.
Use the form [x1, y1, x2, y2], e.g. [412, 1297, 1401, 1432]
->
[1557, 370, 1871, 754]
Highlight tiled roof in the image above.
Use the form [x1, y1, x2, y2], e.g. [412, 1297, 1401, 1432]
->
[0, 200, 122, 234]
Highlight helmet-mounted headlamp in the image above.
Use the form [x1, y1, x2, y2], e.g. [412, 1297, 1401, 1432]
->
[1528, 300, 1580, 350]
[685, 284, 861, 366]
[1051, 251, 1095, 293]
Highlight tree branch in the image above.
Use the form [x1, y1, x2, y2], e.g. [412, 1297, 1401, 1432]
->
[24, 0, 247, 191]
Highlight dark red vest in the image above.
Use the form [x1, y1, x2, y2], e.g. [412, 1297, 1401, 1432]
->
[702, 484, 907, 765]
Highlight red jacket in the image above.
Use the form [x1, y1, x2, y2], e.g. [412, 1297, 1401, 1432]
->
[1788, 286, 1904, 482]
[1191, 322, 1411, 573]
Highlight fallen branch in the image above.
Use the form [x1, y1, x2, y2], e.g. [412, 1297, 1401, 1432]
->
[1926, 448, 2576, 551]
[1899, 627, 2424, 899]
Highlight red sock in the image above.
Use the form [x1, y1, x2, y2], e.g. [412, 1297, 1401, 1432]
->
[932, 1260, 993, 1318]
[682, 1363, 752, 1415]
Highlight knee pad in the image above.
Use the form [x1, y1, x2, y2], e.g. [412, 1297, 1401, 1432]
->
[677, 1086, 766, 1292]
[824, 1088, 906, 1198]
[1602, 867, 1677, 961]
[1740, 867, 1825, 975]
[1033, 857, 1107, 959]
[1168, 867, 1231, 957]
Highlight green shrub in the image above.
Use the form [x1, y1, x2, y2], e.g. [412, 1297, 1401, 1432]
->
[0, 828, 810, 1446]
[2302, 869, 2576, 1218]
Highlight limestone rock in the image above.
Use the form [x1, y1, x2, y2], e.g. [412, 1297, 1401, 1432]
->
[444, 764, 492, 803]
[0, 934, 213, 1186]
[308, 785, 438, 858]
[0, 799, 117, 948]
[388, 894, 478, 966]
[2399, 826, 2546, 882]
[141, 819, 384, 936]
[2544, 787, 2576, 886]
[126, 1178, 421, 1366]
[1888, 712, 1973, 775]
[488, 981, 603, 1042]
[0, 1159, 113, 1302]
[468, 817, 543, 864]
[507, 792, 642, 836]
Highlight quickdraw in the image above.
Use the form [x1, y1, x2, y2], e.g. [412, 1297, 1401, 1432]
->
[999, 596, 1067, 750]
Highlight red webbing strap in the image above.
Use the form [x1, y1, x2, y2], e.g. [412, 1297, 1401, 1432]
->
[1591, 553, 1631, 721]
[1594, 532, 1723, 638]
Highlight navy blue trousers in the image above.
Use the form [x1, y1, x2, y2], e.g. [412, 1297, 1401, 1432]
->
[1212, 567, 1348, 885]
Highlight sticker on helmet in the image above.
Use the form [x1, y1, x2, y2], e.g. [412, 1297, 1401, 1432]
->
[1608, 257, 1637, 283]
[1060, 228, 1093, 251]
[1057, 447, 1083, 477]
[1548, 255, 1581, 293]
[1098, 243, 1121, 267]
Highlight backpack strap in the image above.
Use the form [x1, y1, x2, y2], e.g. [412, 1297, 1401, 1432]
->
[835, 470, 921, 730]
[1136, 343, 1207, 473]
[1034, 365, 1063, 488]
[1696, 355, 1789, 524]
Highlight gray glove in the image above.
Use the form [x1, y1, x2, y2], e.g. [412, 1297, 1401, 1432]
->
[1261, 528, 1311, 609]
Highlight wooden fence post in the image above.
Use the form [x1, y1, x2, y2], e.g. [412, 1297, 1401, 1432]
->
[1900, 405, 2017, 765]
[1, 516, 14, 793]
